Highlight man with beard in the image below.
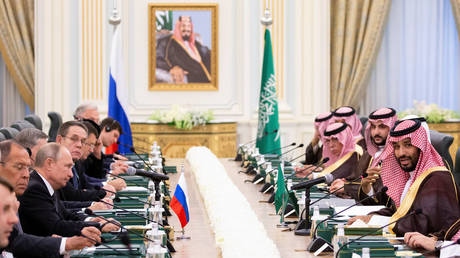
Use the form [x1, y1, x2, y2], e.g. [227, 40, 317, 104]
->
[347, 119, 460, 237]
[329, 108, 397, 201]
[156, 15, 211, 83]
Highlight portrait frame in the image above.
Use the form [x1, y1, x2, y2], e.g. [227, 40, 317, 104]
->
[148, 3, 218, 91]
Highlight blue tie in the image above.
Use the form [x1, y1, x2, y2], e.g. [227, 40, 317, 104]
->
[71, 167, 79, 189]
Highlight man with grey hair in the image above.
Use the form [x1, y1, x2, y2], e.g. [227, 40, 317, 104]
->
[19, 143, 117, 237]
[73, 103, 100, 124]
[15, 128, 48, 164]
[0, 140, 100, 257]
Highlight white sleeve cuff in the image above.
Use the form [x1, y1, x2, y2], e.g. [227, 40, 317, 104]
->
[364, 186, 375, 196]
[60, 237, 67, 254]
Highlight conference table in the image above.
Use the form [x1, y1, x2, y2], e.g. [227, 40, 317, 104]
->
[167, 158, 315, 258]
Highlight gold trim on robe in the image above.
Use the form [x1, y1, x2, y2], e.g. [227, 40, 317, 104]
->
[388, 166, 449, 234]
[317, 151, 355, 177]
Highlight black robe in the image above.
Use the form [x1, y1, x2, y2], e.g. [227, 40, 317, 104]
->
[156, 34, 211, 83]
[370, 170, 460, 237]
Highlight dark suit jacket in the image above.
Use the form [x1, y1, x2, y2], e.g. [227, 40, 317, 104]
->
[79, 152, 111, 179]
[58, 164, 106, 208]
[18, 171, 94, 237]
[2, 222, 62, 258]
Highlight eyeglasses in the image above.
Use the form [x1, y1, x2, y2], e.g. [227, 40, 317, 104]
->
[83, 141, 96, 149]
[63, 136, 86, 145]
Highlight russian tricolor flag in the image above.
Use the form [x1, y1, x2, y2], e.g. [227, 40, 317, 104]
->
[107, 26, 133, 154]
[170, 173, 190, 228]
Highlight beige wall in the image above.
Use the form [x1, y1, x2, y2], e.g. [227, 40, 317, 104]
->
[35, 0, 330, 154]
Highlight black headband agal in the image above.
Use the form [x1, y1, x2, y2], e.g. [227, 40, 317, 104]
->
[315, 113, 333, 123]
[324, 123, 348, 137]
[333, 106, 356, 117]
[369, 108, 396, 120]
[390, 119, 422, 137]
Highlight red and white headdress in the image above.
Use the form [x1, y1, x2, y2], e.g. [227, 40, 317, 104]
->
[322, 122, 356, 166]
[379, 119, 445, 207]
[364, 108, 398, 158]
[333, 106, 363, 141]
[314, 112, 333, 139]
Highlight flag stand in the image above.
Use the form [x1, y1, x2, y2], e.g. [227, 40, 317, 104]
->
[176, 227, 191, 240]
[276, 192, 289, 228]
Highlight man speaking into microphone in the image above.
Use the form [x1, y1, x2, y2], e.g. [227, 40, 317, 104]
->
[348, 119, 460, 237]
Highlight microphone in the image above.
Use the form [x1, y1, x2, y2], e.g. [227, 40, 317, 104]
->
[95, 186, 152, 206]
[106, 171, 145, 188]
[117, 142, 163, 176]
[126, 167, 169, 181]
[269, 143, 304, 158]
[80, 233, 131, 256]
[85, 209, 157, 246]
[309, 173, 368, 206]
[120, 231, 133, 256]
[291, 174, 334, 191]
[421, 238, 460, 256]
[335, 209, 423, 258]
[294, 157, 330, 175]
[266, 142, 296, 154]
[241, 129, 278, 147]
[288, 152, 310, 163]
[307, 186, 389, 252]
[98, 198, 163, 226]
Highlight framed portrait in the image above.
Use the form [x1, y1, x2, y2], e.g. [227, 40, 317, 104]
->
[149, 4, 218, 91]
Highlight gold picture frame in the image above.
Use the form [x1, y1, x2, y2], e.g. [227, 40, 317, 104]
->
[149, 4, 218, 91]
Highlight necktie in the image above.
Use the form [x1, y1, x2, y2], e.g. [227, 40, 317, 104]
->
[51, 193, 61, 217]
[71, 167, 80, 189]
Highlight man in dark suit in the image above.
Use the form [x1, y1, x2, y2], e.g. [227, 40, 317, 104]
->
[55, 121, 109, 207]
[0, 140, 101, 257]
[18, 143, 117, 238]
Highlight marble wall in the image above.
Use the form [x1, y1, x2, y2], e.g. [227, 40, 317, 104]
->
[35, 0, 330, 154]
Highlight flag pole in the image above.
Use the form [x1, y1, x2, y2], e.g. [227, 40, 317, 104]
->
[109, 0, 121, 28]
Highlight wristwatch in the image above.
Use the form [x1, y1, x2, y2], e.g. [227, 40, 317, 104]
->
[434, 240, 443, 251]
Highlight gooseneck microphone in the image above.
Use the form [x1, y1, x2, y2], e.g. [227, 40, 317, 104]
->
[291, 173, 334, 191]
[117, 142, 161, 174]
[80, 232, 132, 256]
[97, 187, 151, 206]
[307, 187, 389, 252]
[126, 167, 169, 181]
[98, 198, 163, 226]
[85, 209, 159, 247]
[266, 142, 296, 154]
[294, 157, 330, 175]
[269, 143, 304, 158]
[335, 209, 422, 258]
[422, 238, 460, 256]
[309, 173, 368, 206]
[241, 129, 278, 147]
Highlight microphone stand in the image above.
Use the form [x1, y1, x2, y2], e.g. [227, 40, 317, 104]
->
[85, 209, 172, 253]
[334, 209, 421, 258]
[307, 187, 388, 252]
[80, 233, 134, 257]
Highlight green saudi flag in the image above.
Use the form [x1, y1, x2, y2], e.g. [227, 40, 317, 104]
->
[274, 164, 288, 216]
[256, 28, 281, 155]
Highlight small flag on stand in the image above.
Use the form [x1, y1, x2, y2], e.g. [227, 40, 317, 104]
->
[170, 172, 190, 228]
